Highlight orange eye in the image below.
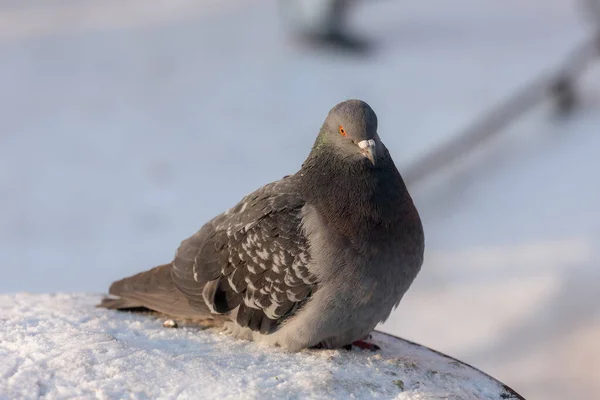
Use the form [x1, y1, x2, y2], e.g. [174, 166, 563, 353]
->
[339, 125, 346, 136]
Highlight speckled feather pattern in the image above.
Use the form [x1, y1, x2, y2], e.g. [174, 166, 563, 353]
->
[100, 100, 424, 351]
[171, 177, 318, 335]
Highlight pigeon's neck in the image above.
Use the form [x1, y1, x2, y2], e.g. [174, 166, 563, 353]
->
[297, 144, 416, 240]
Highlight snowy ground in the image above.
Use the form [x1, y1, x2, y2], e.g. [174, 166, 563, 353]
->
[1, 0, 599, 399]
[0, 293, 520, 400]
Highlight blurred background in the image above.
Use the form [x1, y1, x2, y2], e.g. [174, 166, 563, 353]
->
[1, 0, 599, 398]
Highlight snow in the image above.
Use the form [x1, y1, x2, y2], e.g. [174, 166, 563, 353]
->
[0, 293, 518, 400]
[1, 0, 600, 399]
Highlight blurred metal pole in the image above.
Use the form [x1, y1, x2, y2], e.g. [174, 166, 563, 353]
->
[403, 30, 600, 187]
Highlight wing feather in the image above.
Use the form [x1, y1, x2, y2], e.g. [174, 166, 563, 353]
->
[172, 178, 317, 334]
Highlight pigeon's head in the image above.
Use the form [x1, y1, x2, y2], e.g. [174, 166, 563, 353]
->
[319, 99, 381, 166]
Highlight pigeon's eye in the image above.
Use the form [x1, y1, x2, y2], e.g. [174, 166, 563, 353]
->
[338, 125, 347, 137]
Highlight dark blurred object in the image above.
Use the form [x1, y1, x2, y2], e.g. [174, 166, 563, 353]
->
[551, 76, 578, 114]
[279, 0, 370, 53]
[582, 0, 600, 29]
[402, 30, 600, 187]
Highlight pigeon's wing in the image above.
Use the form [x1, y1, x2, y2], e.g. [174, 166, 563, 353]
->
[171, 178, 318, 335]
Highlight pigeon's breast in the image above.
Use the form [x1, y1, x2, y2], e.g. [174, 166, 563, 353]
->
[296, 204, 423, 342]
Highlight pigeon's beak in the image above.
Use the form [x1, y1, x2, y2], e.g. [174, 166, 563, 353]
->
[358, 139, 377, 166]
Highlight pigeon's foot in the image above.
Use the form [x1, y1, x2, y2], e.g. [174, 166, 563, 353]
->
[321, 31, 370, 53]
[344, 340, 380, 351]
[297, 30, 372, 55]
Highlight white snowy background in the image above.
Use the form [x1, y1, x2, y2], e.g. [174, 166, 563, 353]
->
[1, 0, 599, 399]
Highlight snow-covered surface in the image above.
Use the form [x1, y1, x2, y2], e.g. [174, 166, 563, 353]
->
[1, 0, 600, 399]
[0, 293, 519, 400]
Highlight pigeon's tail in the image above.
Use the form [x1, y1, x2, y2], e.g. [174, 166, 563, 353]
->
[97, 264, 213, 320]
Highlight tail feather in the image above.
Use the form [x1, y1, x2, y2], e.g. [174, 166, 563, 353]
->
[98, 264, 212, 319]
[98, 296, 149, 311]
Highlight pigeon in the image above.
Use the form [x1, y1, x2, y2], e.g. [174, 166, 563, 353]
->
[278, 0, 370, 53]
[99, 99, 424, 352]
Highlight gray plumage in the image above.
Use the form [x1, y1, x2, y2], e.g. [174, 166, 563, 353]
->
[99, 99, 424, 351]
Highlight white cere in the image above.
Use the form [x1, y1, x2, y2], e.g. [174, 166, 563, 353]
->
[358, 139, 376, 149]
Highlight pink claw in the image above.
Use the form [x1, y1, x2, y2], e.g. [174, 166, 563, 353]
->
[351, 340, 380, 351]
